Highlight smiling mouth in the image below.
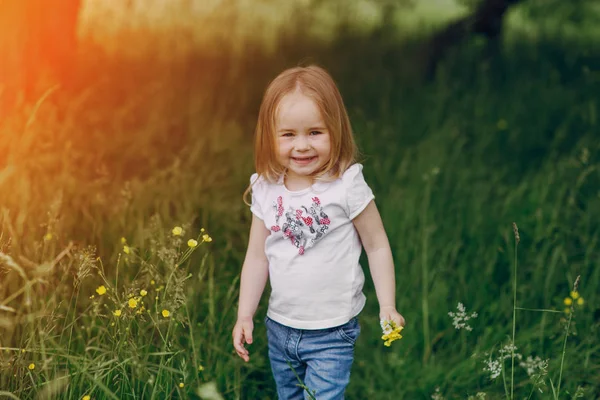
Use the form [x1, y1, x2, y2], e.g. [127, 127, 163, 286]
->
[292, 156, 317, 163]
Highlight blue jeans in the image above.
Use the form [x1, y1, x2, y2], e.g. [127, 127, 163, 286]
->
[265, 316, 360, 400]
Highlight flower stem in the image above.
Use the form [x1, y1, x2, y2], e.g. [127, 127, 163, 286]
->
[421, 178, 431, 364]
[511, 223, 519, 400]
[502, 361, 510, 400]
[555, 275, 579, 399]
[555, 311, 572, 399]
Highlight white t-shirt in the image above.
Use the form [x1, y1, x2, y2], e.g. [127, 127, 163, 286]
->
[249, 163, 375, 329]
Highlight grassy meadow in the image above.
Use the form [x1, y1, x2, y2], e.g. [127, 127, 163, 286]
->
[1, 4, 600, 399]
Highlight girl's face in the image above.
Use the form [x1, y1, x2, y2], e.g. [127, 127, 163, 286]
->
[275, 91, 331, 186]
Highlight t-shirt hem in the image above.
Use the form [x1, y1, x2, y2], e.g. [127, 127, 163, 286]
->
[348, 194, 375, 220]
[267, 298, 366, 330]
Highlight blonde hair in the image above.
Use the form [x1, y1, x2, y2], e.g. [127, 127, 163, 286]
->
[243, 65, 358, 205]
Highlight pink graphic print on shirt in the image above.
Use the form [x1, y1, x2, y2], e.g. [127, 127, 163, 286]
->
[271, 196, 331, 255]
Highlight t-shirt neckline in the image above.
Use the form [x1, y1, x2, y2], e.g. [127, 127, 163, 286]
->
[277, 173, 333, 195]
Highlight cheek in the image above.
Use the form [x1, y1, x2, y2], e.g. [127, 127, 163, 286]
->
[320, 136, 332, 154]
[276, 140, 290, 156]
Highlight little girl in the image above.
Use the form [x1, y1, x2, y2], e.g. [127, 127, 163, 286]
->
[232, 65, 405, 399]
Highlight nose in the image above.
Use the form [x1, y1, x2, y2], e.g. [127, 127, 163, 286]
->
[294, 135, 310, 151]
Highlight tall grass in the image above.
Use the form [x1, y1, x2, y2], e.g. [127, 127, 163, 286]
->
[511, 223, 520, 399]
[1, 22, 599, 398]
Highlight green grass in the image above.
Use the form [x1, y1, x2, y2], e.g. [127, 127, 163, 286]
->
[1, 19, 599, 399]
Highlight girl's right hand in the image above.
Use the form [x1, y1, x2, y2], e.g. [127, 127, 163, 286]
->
[232, 316, 254, 362]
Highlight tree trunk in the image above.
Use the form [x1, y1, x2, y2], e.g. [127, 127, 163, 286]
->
[0, 0, 81, 115]
[424, 0, 524, 79]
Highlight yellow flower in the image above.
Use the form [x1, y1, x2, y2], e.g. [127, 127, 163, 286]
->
[96, 285, 107, 295]
[113, 309, 122, 317]
[120, 237, 127, 244]
[44, 233, 53, 241]
[187, 239, 198, 248]
[570, 291, 580, 300]
[162, 309, 170, 318]
[21, 349, 26, 353]
[150, 280, 155, 285]
[123, 245, 130, 255]
[179, 382, 184, 388]
[128, 298, 138, 308]
[198, 365, 204, 371]
[140, 289, 148, 297]
[202, 234, 213, 242]
[82, 395, 91, 400]
[28, 363, 35, 370]
[200, 228, 205, 232]
[172, 226, 183, 236]
[382, 330, 403, 346]
[380, 319, 404, 347]
[564, 297, 573, 306]
[577, 297, 584, 305]
[565, 308, 571, 314]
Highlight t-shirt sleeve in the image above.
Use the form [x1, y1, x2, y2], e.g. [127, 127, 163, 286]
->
[343, 163, 375, 220]
[249, 173, 264, 220]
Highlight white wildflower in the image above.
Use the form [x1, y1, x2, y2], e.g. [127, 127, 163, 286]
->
[520, 355, 549, 393]
[483, 358, 502, 380]
[498, 342, 522, 361]
[431, 387, 445, 400]
[380, 319, 394, 335]
[448, 302, 478, 331]
[467, 393, 487, 400]
[519, 356, 548, 377]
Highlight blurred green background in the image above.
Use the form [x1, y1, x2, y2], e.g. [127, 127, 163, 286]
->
[0, 0, 599, 399]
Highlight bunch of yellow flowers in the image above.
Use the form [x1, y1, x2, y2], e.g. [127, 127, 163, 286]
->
[564, 291, 584, 314]
[380, 319, 404, 347]
[171, 226, 212, 246]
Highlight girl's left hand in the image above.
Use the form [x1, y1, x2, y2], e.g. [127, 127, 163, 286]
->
[380, 306, 405, 327]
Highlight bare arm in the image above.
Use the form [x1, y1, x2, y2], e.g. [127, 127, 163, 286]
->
[353, 200, 405, 326]
[237, 214, 270, 318]
[233, 214, 270, 362]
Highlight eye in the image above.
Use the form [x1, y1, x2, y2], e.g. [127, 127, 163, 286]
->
[310, 131, 322, 136]
[281, 132, 294, 137]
